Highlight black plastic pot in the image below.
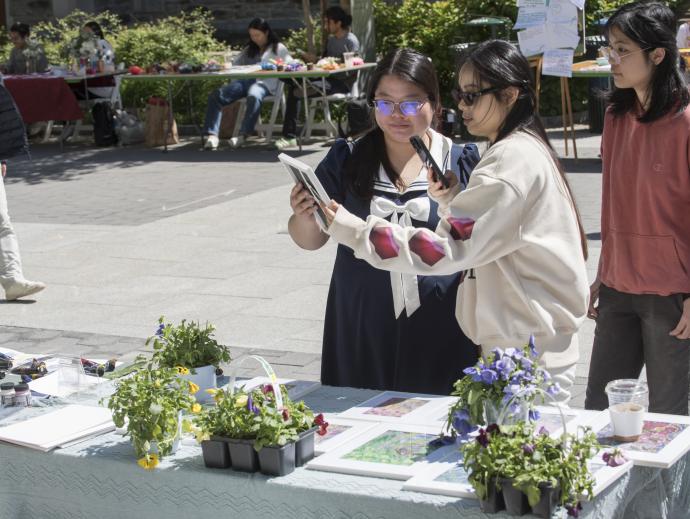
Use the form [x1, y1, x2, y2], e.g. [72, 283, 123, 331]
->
[228, 438, 260, 473]
[531, 483, 560, 519]
[258, 441, 296, 477]
[201, 438, 231, 469]
[479, 477, 505, 514]
[501, 478, 530, 516]
[295, 427, 317, 467]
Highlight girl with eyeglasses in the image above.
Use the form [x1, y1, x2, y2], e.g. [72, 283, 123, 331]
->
[322, 40, 590, 401]
[287, 48, 481, 394]
[584, 1, 690, 415]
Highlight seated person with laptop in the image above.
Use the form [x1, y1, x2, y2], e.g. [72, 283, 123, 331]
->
[274, 6, 359, 150]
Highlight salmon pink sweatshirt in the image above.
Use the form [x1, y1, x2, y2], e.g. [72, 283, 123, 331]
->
[600, 106, 690, 295]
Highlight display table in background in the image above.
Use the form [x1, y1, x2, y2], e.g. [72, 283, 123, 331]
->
[3, 75, 83, 124]
[0, 385, 688, 519]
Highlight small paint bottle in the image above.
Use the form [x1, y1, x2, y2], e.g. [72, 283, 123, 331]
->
[0, 382, 15, 407]
[12, 383, 31, 407]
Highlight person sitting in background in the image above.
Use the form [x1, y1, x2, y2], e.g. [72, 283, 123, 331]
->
[71, 21, 117, 101]
[203, 18, 291, 150]
[83, 21, 115, 67]
[274, 6, 360, 150]
[1, 23, 49, 75]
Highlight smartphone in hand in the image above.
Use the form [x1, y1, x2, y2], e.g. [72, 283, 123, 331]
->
[409, 135, 450, 188]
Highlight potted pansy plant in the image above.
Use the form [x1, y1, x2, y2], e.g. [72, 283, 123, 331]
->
[446, 337, 560, 437]
[104, 366, 200, 470]
[147, 316, 231, 402]
[192, 387, 261, 471]
[461, 421, 603, 517]
[251, 383, 320, 476]
[193, 383, 326, 475]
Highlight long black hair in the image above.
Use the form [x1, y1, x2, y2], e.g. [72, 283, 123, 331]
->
[345, 48, 440, 198]
[245, 18, 280, 58]
[84, 21, 105, 39]
[605, 1, 689, 122]
[458, 40, 587, 260]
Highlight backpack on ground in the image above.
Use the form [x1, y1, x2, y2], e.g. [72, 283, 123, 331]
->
[337, 98, 371, 139]
[92, 102, 118, 146]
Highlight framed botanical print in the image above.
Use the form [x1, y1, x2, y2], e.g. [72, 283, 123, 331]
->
[582, 410, 690, 468]
[314, 415, 378, 456]
[338, 391, 456, 426]
[306, 423, 459, 480]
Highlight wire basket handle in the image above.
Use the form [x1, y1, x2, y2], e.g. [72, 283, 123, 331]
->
[227, 355, 284, 410]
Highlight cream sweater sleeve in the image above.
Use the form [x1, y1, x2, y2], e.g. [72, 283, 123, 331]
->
[328, 145, 525, 276]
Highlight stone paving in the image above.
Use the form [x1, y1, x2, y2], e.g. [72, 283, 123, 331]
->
[0, 128, 604, 407]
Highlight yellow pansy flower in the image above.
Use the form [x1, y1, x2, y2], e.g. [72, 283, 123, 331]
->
[192, 403, 202, 414]
[137, 453, 159, 470]
[175, 366, 190, 375]
[235, 395, 248, 408]
[205, 388, 218, 395]
[188, 381, 200, 394]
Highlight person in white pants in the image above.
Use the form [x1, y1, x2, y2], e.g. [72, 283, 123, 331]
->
[0, 160, 45, 300]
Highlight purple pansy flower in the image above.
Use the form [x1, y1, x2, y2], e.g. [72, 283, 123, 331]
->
[247, 394, 260, 415]
[528, 408, 541, 421]
[602, 449, 627, 467]
[522, 443, 535, 455]
[480, 369, 498, 385]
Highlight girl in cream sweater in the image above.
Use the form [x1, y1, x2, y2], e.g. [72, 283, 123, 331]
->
[322, 40, 590, 400]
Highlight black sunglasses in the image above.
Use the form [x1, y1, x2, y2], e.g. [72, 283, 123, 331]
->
[452, 87, 501, 106]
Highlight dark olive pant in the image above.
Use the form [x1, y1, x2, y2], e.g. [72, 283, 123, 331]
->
[585, 284, 690, 415]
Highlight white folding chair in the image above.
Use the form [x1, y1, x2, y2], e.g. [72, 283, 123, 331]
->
[233, 81, 286, 142]
[304, 76, 360, 139]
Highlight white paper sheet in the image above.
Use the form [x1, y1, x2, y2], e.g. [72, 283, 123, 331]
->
[547, 24, 581, 49]
[542, 49, 575, 77]
[518, 26, 547, 56]
[547, 0, 578, 25]
[514, 6, 548, 29]
[0, 405, 114, 451]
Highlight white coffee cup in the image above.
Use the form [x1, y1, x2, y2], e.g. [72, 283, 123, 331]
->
[609, 402, 644, 441]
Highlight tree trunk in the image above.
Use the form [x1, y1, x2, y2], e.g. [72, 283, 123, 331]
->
[340, 0, 352, 11]
[321, 0, 329, 50]
[302, 0, 316, 55]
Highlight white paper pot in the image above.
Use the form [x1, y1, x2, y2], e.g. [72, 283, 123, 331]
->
[181, 365, 216, 402]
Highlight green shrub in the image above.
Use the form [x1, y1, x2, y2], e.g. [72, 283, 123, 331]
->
[371, 0, 683, 117]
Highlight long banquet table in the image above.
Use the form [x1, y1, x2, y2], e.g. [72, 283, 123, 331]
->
[0, 385, 688, 519]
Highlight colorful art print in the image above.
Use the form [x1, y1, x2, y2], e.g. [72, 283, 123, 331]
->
[402, 450, 476, 498]
[434, 463, 471, 485]
[363, 397, 428, 418]
[597, 421, 688, 453]
[583, 411, 690, 468]
[343, 430, 442, 466]
[315, 423, 350, 445]
[313, 416, 378, 456]
[338, 391, 457, 425]
[306, 423, 459, 480]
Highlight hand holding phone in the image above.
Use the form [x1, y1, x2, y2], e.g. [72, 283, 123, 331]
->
[409, 135, 450, 188]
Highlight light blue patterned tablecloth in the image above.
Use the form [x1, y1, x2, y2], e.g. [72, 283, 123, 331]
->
[0, 385, 688, 519]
